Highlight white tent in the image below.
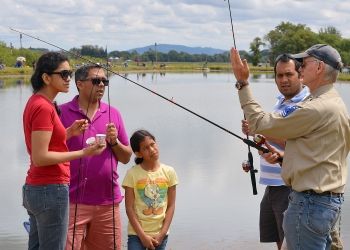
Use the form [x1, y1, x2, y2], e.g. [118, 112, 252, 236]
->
[16, 56, 26, 62]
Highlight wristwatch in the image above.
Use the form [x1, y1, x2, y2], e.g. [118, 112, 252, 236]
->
[235, 80, 249, 90]
[109, 138, 119, 147]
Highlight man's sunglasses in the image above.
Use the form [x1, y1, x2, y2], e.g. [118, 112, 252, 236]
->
[83, 78, 109, 86]
[48, 70, 73, 81]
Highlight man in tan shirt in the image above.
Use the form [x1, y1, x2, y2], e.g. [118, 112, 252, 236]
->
[231, 44, 349, 250]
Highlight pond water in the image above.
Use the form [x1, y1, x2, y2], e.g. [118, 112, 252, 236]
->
[0, 72, 349, 249]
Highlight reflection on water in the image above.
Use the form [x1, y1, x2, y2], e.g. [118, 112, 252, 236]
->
[0, 76, 28, 89]
[0, 73, 349, 250]
[251, 73, 275, 79]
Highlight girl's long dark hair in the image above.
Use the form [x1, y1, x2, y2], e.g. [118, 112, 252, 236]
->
[130, 130, 156, 164]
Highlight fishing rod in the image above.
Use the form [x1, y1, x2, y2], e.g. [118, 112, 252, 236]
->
[70, 75, 97, 250]
[224, 0, 258, 195]
[10, 28, 271, 160]
[225, 0, 237, 49]
[106, 46, 118, 250]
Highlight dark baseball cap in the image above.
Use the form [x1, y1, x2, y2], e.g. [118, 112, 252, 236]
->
[292, 44, 343, 70]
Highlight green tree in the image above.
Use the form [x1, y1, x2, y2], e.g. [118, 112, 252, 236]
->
[250, 37, 265, 66]
[264, 22, 318, 64]
[319, 26, 342, 37]
[339, 38, 350, 66]
[80, 45, 106, 58]
[318, 26, 342, 48]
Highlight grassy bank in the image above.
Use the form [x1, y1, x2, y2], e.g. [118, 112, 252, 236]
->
[1, 62, 350, 81]
[0, 67, 33, 76]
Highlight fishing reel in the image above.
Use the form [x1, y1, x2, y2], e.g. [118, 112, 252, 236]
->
[242, 159, 259, 173]
[241, 160, 251, 172]
[253, 134, 266, 146]
[242, 134, 266, 173]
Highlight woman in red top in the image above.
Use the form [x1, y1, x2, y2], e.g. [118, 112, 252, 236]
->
[22, 52, 106, 250]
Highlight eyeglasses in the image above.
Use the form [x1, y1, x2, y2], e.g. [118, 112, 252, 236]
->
[48, 70, 73, 81]
[301, 59, 319, 69]
[82, 78, 109, 86]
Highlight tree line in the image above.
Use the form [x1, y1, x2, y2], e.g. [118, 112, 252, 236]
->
[69, 45, 230, 63]
[1, 22, 349, 67]
[249, 22, 350, 66]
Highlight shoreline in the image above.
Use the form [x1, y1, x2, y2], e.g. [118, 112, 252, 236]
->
[1, 64, 349, 81]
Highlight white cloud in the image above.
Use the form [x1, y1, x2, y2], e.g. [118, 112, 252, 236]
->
[1, 0, 349, 52]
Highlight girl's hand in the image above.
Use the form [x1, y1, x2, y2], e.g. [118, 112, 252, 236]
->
[67, 119, 88, 138]
[140, 234, 158, 250]
[106, 123, 118, 145]
[153, 233, 165, 247]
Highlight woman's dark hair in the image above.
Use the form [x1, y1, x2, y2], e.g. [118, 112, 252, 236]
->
[30, 52, 69, 93]
[130, 129, 156, 164]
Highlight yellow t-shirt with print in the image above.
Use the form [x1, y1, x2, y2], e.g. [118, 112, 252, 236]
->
[122, 163, 178, 235]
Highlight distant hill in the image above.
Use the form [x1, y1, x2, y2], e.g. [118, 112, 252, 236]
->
[128, 44, 227, 55]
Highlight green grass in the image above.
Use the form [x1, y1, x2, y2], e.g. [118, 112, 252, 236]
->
[338, 73, 350, 81]
[0, 66, 33, 75]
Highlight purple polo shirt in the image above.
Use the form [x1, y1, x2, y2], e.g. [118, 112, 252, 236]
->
[59, 96, 129, 205]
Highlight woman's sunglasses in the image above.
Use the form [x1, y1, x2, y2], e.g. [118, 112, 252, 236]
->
[48, 70, 73, 81]
[83, 78, 109, 86]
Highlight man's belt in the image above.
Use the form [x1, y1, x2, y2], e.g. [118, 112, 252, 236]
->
[302, 190, 343, 197]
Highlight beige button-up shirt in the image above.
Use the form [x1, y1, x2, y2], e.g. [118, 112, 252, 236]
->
[239, 84, 350, 193]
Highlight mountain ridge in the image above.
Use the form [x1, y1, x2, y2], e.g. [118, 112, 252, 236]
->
[128, 44, 227, 55]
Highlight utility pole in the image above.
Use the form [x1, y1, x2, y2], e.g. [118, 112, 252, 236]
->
[20, 33, 23, 49]
[155, 42, 157, 65]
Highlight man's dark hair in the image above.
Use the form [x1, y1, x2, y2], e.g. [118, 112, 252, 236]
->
[74, 64, 104, 83]
[274, 54, 301, 76]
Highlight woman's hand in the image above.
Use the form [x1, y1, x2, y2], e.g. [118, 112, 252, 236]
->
[83, 142, 106, 156]
[66, 119, 88, 139]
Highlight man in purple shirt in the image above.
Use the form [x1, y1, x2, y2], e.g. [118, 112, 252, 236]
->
[60, 64, 132, 250]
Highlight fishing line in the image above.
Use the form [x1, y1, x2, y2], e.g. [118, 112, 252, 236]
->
[71, 82, 95, 250]
[10, 28, 270, 155]
[106, 47, 118, 250]
[224, 0, 258, 195]
[224, 0, 237, 49]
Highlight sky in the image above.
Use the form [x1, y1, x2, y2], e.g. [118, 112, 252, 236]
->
[1, 0, 349, 52]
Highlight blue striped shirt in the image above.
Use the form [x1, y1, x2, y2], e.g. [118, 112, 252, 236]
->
[259, 86, 310, 186]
